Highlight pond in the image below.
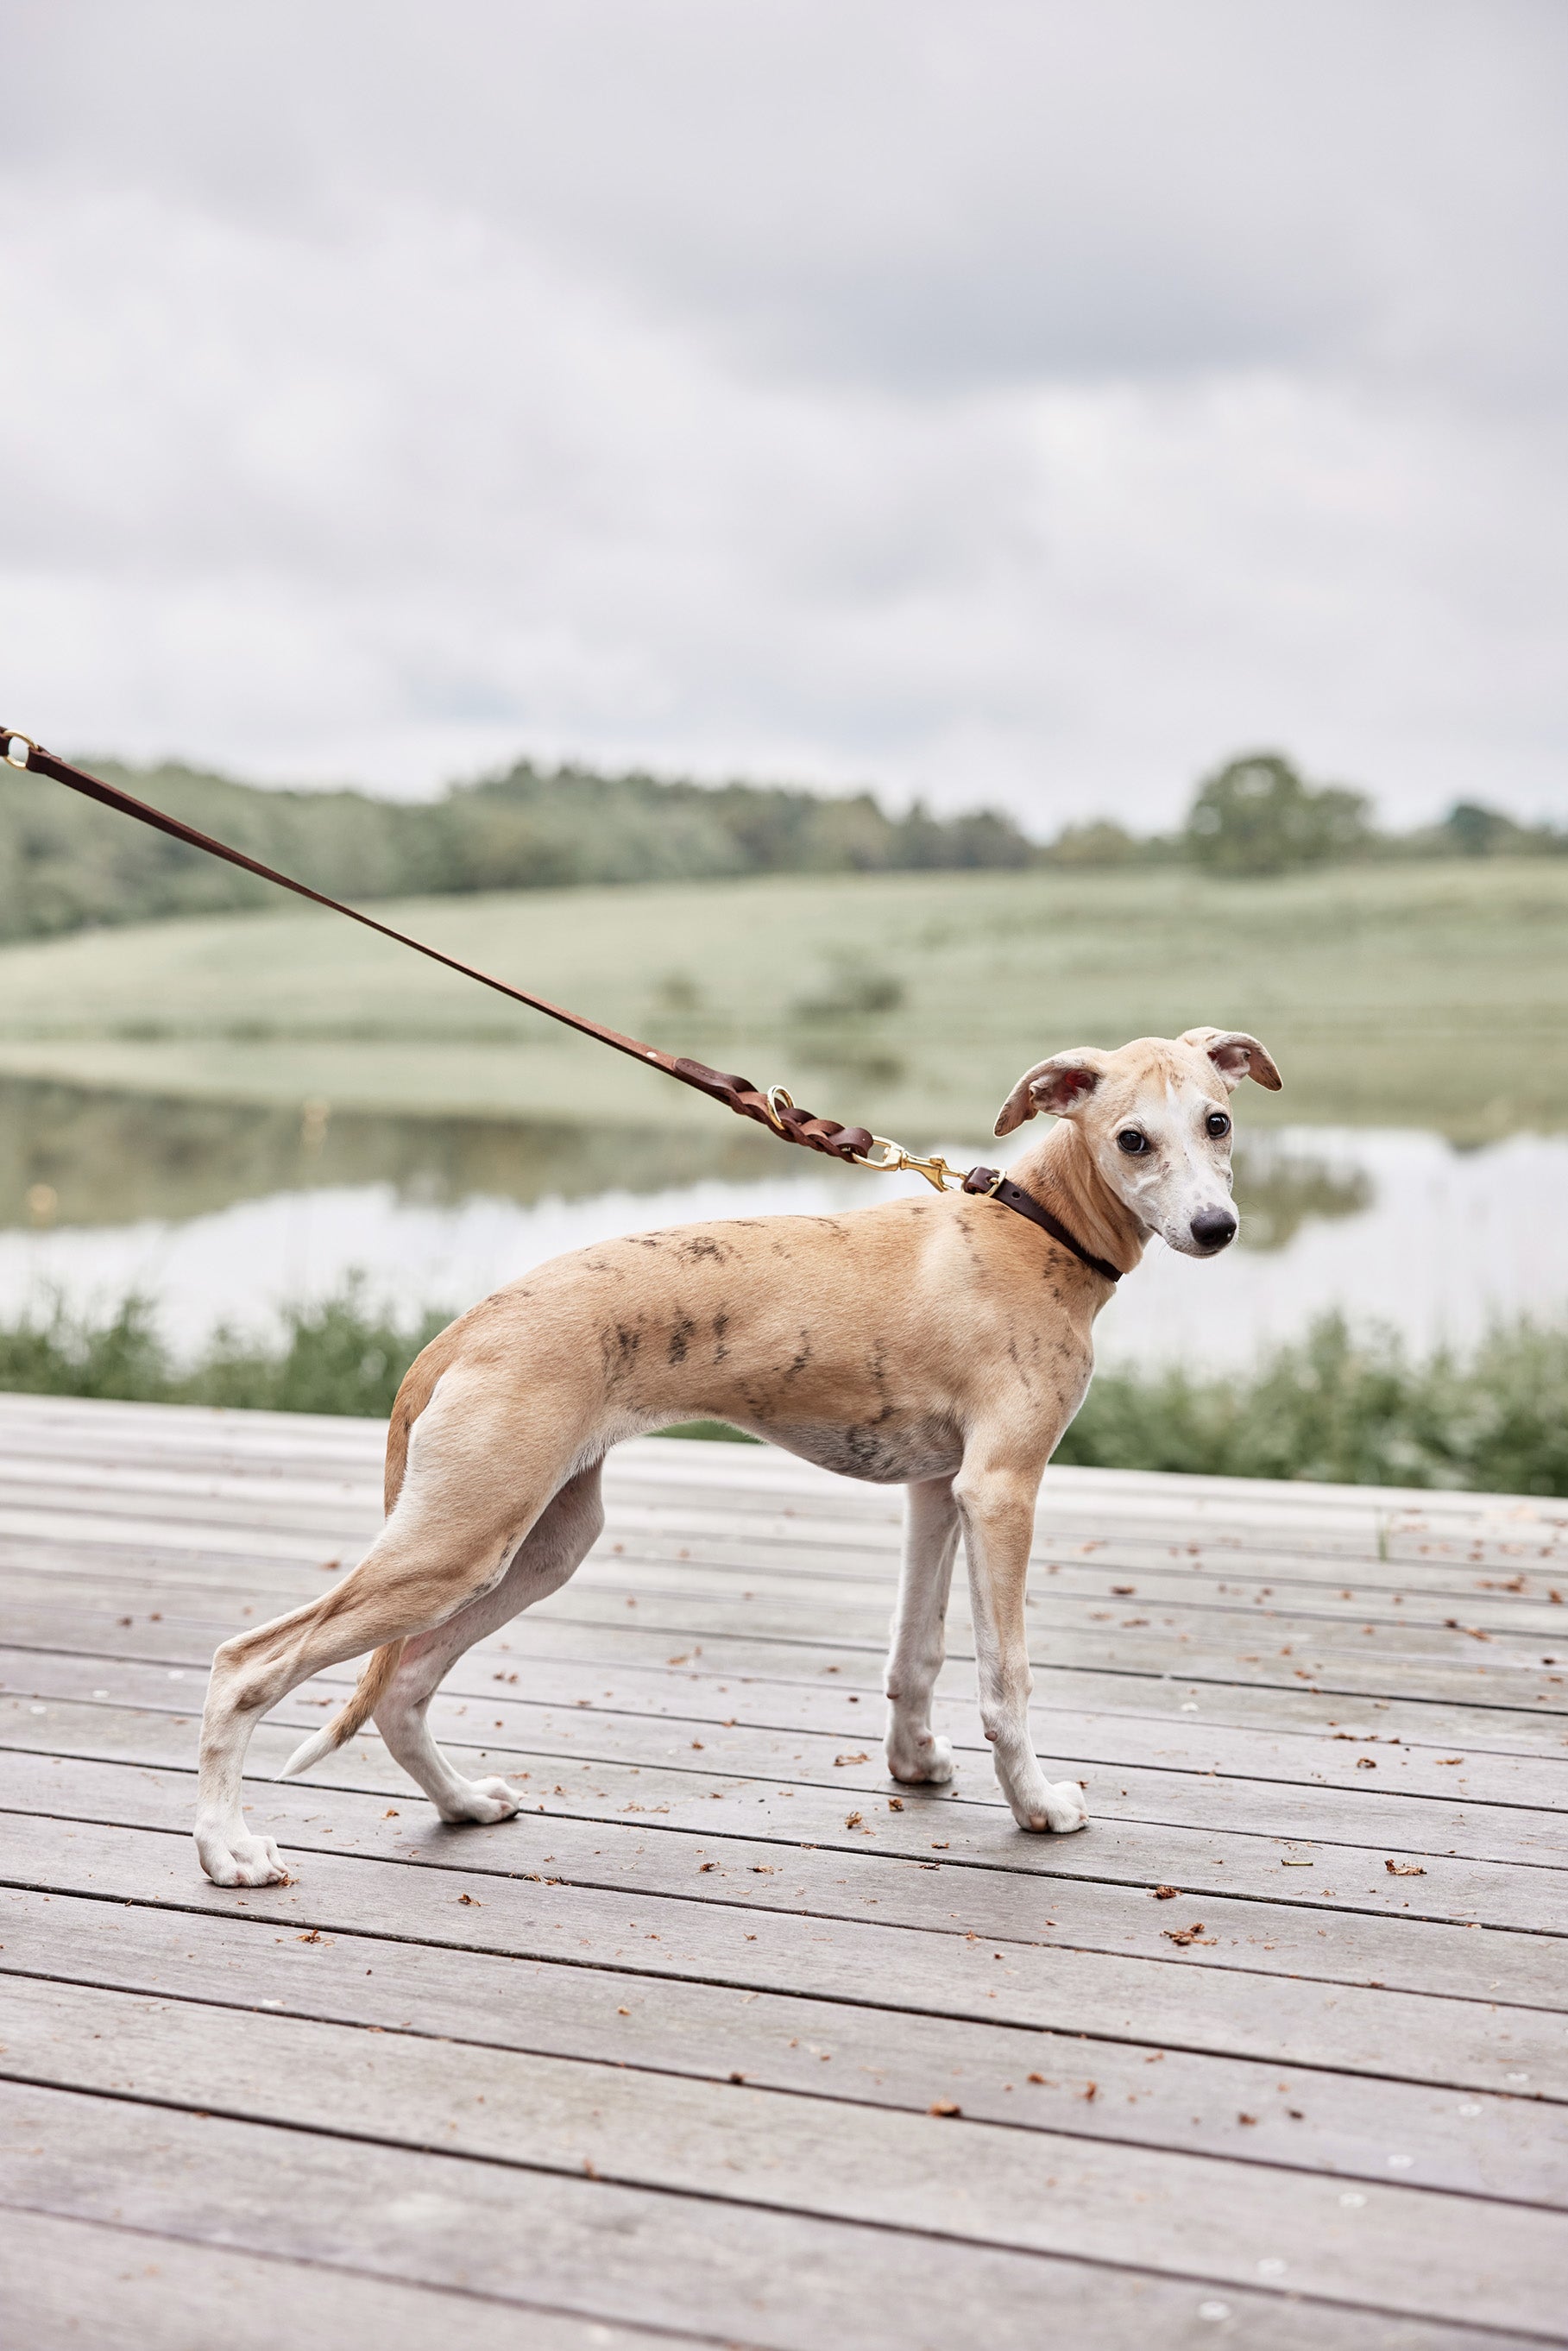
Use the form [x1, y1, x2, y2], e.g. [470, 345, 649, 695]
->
[0, 1075, 1562, 1372]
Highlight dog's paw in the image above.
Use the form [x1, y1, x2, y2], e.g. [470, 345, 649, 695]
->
[194, 1821, 288, 1888]
[437, 1774, 524, 1826]
[886, 1730, 956, 1785]
[1015, 1778, 1089, 1836]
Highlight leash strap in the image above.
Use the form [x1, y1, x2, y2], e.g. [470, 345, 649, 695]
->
[0, 729, 876, 1163]
[2, 727, 1121, 1276]
[961, 1165, 1122, 1283]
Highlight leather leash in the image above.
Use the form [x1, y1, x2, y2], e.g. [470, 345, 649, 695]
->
[2, 728, 1119, 1282]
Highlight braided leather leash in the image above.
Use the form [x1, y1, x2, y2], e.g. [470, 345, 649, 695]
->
[3, 728, 1118, 1282]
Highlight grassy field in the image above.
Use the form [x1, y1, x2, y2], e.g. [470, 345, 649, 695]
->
[0, 859, 1565, 1139]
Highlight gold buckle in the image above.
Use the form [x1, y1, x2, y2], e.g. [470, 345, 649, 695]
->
[2, 729, 36, 771]
[852, 1135, 959, 1193]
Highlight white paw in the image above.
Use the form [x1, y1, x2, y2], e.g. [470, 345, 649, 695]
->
[1013, 1777, 1088, 1835]
[886, 1730, 956, 1785]
[195, 1821, 288, 1888]
[437, 1774, 524, 1825]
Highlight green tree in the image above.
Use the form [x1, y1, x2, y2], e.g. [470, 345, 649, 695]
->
[1185, 752, 1372, 877]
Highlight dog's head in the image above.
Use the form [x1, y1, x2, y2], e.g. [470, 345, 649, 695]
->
[993, 1029, 1281, 1257]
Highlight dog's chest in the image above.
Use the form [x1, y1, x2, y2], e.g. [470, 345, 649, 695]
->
[762, 1415, 965, 1486]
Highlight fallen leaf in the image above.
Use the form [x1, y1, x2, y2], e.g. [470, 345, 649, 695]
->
[1356, 1757, 1377, 1769]
[1385, 1859, 1426, 1876]
[887, 1797, 904, 1812]
[457, 1894, 481, 1907]
[844, 1812, 863, 1829]
[1026, 2072, 1047, 2084]
[1080, 2082, 1098, 2101]
[382, 1808, 399, 1818]
[1163, 1922, 1213, 1947]
[834, 1753, 870, 1766]
[929, 2100, 962, 2118]
[1238, 2112, 1258, 2126]
[1152, 1884, 1180, 1900]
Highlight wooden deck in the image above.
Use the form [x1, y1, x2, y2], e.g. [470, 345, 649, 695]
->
[0, 1392, 1565, 2349]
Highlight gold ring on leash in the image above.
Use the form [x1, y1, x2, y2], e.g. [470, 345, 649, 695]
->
[3, 731, 36, 770]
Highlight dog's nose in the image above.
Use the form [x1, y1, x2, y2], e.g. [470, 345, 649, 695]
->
[1190, 1207, 1237, 1253]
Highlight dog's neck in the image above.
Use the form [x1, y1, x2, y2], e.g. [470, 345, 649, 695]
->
[999, 1119, 1149, 1280]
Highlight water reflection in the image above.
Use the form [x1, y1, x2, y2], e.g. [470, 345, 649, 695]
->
[1, 1075, 1562, 1371]
[0, 1075, 778, 1230]
[1230, 1137, 1371, 1249]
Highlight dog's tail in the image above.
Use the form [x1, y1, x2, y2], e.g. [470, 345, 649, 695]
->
[278, 1637, 406, 1781]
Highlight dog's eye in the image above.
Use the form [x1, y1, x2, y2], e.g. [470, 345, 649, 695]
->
[1206, 1111, 1231, 1139]
[1117, 1129, 1149, 1156]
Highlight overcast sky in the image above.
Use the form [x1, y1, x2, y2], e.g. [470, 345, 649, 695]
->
[3, 1, 1565, 828]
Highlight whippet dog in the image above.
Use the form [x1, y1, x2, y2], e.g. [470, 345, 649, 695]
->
[193, 1026, 1279, 1887]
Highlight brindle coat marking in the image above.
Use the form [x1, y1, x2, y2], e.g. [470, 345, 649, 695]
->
[192, 1028, 1279, 1887]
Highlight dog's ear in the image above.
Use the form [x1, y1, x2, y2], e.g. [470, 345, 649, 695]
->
[1181, 1028, 1283, 1094]
[993, 1050, 1110, 1137]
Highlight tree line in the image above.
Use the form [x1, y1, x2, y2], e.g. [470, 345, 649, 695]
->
[0, 746, 1558, 944]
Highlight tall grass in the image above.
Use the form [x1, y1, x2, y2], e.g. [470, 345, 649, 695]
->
[0, 1282, 451, 1419]
[3, 1283, 1567, 1492]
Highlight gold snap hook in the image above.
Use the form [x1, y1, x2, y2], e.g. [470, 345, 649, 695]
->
[852, 1135, 957, 1192]
[3, 730, 37, 771]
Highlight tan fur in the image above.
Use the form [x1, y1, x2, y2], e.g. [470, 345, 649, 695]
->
[192, 1030, 1277, 1886]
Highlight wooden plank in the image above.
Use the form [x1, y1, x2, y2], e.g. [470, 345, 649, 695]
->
[7, 1705, 1565, 1968]
[6, 1886, 1563, 2204]
[7, 1644, 1561, 1865]
[7, 1449, 1568, 1621]
[3, 1806, 1563, 2096]
[9, 1590, 1565, 1770]
[9, 2079, 1515, 2351]
[7, 1556, 1564, 1714]
[12, 1533, 1568, 1664]
[5, 1392, 1568, 1567]
[9, 1633, 1562, 1809]
[3, 1388, 1562, 1540]
[8, 1975, 1566, 2335]
[7, 1586, 1565, 1758]
[0, 2205, 685, 2351]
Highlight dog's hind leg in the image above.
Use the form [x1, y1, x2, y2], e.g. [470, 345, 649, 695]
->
[370, 1461, 605, 1823]
[194, 1375, 574, 1888]
[884, 1475, 960, 1785]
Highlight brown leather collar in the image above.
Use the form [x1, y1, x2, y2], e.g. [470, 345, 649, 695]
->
[961, 1166, 1122, 1283]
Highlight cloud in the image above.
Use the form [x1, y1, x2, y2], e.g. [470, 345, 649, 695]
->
[2, 0, 1565, 824]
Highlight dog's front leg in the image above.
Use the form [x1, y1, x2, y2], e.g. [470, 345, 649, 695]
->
[955, 1459, 1087, 1835]
[884, 1475, 960, 1785]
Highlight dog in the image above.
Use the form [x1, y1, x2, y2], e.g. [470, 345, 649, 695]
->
[193, 1025, 1280, 1887]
